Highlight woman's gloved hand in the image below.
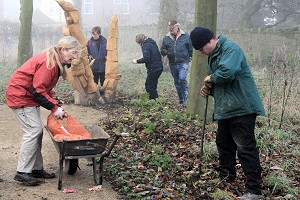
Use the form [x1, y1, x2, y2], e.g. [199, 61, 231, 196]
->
[54, 107, 67, 119]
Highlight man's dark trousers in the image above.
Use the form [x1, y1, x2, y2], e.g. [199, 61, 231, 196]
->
[216, 114, 262, 195]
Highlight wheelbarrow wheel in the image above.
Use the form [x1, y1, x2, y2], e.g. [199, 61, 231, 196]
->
[65, 159, 78, 175]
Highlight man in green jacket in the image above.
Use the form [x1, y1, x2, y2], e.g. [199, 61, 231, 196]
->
[190, 27, 265, 200]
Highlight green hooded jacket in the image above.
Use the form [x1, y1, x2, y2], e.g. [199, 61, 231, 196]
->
[208, 35, 265, 120]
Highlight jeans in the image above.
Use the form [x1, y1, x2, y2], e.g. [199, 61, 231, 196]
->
[170, 63, 189, 103]
[145, 70, 162, 99]
[216, 114, 262, 195]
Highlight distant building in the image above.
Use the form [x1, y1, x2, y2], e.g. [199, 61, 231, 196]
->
[0, 0, 159, 26]
[80, 0, 159, 26]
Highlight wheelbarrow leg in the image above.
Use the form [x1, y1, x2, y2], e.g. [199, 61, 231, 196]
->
[92, 157, 97, 185]
[98, 157, 104, 185]
[58, 153, 63, 190]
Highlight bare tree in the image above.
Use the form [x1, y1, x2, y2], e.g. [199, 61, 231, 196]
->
[264, 0, 300, 28]
[157, 0, 178, 45]
[218, 0, 300, 29]
[240, 0, 265, 28]
[218, 0, 243, 29]
[157, 0, 178, 71]
[240, 0, 300, 28]
[17, 0, 33, 67]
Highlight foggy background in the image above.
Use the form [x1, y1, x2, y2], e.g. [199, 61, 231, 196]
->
[0, 0, 299, 65]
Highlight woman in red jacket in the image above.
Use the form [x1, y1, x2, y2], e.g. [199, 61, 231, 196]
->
[6, 36, 81, 186]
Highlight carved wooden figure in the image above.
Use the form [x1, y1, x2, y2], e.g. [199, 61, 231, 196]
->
[56, 0, 98, 105]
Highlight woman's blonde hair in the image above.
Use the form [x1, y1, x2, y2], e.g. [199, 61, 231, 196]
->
[46, 36, 81, 73]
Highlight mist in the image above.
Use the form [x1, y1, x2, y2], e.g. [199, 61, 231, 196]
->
[0, 0, 299, 64]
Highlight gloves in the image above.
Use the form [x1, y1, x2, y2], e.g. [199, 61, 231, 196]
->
[201, 86, 210, 97]
[200, 75, 213, 97]
[161, 49, 167, 56]
[201, 81, 213, 97]
[132, 59, 137, 64]
[54, 107, 67, 119]
[204, 81, 213, 88]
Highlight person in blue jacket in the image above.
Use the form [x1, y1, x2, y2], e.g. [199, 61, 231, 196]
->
[190, 27, 265, 200]
[161, 19, 193, 105]
[132, 34, 163, 99]
[87, 26, 107, 90]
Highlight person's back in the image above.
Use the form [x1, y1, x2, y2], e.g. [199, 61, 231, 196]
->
[207, 35, 265, 120]
[132, 34, 163, 100]
[139, 37, 163, 74]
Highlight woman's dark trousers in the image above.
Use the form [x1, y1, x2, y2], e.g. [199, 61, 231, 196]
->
[145, 70, 162, 100]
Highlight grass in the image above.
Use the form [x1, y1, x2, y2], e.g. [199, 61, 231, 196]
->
[117, 61, 176, 103]
[265, 172, 299, 195]
[212, 188, 235, 200]
[255, 126, 299, 156]
[0, 61, 17, 102]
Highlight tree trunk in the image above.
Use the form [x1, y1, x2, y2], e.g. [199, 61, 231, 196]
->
[240, 0, 264, 28]
[17, 0, 33, 67]
[157, 0, 178, 72]
[157, 0, 178, 45]
[186, 0, 217, 121]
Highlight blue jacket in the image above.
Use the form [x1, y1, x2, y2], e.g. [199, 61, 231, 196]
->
[137, 37, 163, 74]
[87, 35, 107, 73]
[208, 35, 265, 120]
[161, 30, 193, 65]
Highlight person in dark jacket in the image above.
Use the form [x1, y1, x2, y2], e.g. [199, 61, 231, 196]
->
[190, 27, 265, 200]
[132, 34, 163, 99]
[6, 36, 81, 186]
[161, 19, 193, 105]
[87, 26, 107, 89]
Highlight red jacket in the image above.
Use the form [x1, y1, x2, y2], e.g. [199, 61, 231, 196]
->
[6, 51, 60, 112]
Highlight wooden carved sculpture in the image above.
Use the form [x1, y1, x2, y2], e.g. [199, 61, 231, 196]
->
[56, 0, 98, 104]
[103, 15, 121, 103]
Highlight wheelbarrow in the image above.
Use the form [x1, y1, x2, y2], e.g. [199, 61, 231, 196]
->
[45, 125, 127, 190]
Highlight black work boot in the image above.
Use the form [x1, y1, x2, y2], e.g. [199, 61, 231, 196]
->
[14, 172, 43, 186]
[31, 169, 56, 179]
[219, 168, 236, 183]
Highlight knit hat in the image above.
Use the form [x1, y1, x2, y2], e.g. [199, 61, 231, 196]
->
[190, 27, 214, 50]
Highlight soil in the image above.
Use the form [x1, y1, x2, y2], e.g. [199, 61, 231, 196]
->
[0, 103, 120, 200]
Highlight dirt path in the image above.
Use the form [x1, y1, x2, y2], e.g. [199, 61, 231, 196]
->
[0, 103, 119, 200]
